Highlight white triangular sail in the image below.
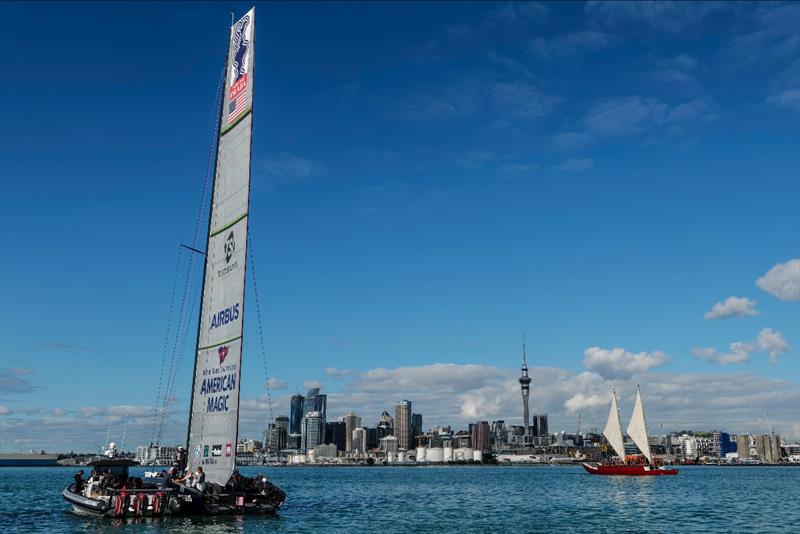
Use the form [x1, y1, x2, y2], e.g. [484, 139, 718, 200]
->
[187, 7, 256, 486]
[603, 389, 626, 460]
[626, 386, 652, 463]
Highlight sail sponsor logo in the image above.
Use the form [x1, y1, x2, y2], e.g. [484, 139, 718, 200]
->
[225, 443, 232, 457]
[217, 231, 238, 278]
[227, 14, 251, 124]
[212, 444, 222, 457]
[218, 345, 229, 365]
[209, 303, 240, 330]
[203, 445, 209, 458]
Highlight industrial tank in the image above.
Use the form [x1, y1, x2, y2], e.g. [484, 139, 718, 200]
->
[427, 447, 444, 463]
[473, 450, 483, 463]
[443, 447, 454, 462]
[416, 446, 426, 462]
[463, 447, 474, 461]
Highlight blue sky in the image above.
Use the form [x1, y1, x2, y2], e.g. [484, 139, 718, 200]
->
[1, 1, 798, 451]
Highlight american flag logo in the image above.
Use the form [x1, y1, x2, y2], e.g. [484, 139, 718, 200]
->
[228, 91, 247, 124]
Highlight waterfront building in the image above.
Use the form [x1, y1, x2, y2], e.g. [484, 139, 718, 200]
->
[366, 427, 378, 450]
[290, 394, 305, 435]
[381, 435, 399, 454]
[342, 411, 362, 452]
[352, 427, 367, 453]
[518, 338, 532, 439]
[455, 430, 472, 448]
[472, 421, 491, 452]
[325, 421, 347, 452]
[287, 432, 302, 451]
[712, 431, 735, 457]
[315, 444, 337, 458]
[533, 414, 549, 445]
[302, 411, 324, 453]
[135, 445, 179, 466]
[755, 434, 782, 463]
[412, 413, 423, 440]
[737, 434, 752, 460]
[237, 439, 257, 454]
[491, 420, 507, 450]
[395, 400, 412, 450]
[265, 420, 288, 452]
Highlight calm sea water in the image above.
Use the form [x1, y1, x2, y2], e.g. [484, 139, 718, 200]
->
[0, 465, 797, 533]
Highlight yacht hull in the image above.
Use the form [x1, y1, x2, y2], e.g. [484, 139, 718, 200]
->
[582, 463, 679, 476]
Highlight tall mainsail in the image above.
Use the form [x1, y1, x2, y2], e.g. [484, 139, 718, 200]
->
[626, 386, 652, 463]
[603, 389, 626, 460]
[187, 7, 256, 486]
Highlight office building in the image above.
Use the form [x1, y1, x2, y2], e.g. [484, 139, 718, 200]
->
[290, 394, 305, 435]
[325, 421, 347, 452]
[412, 413, 423, 439]
[343, 411, 362, 452]
[472, 421, 491, 452]
[302, 411, 324, 453]
[395, 400, 412, 451]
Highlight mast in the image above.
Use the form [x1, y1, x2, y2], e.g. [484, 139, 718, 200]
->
[186, 7, 256, 486]
[626, 385, 653, 464]
[602, 389, 626, 461]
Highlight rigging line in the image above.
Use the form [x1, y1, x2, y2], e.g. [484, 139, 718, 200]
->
[150, 246, 183, 445]
[247, 233, 274, 429]
[155, 63, 226, 445]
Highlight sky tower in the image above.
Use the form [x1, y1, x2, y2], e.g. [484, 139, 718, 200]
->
[519, 336, 532, 437]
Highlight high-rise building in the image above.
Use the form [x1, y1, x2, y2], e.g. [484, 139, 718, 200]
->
[533, 414, 548, 444]
[412, 413, 423, 439]
[378, 410, 394, 429]
[265, 417, 288, 452]
[301, 411, 324, 453]
[472, 421, 491, 452]
[395, 400, 412, 451]
[518, 338, 532, 438]
[352, 427, 367, 453]
[290, 394, 305, 435]
[342, 411, 362, 452]
[491, 420, 507, 449]
[366, 427, 378, 450]
[712, 431, 734, 457]
[325, 421, 347, 452]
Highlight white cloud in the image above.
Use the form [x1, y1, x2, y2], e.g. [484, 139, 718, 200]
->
[704, 296, 759, 319]
[766, 88, 800, 108]
[694, 327, 791, 366]
[267, 378, 288, 390]
[583, 347, 670, 379]
[585, 1, 726, 34]
[324, 367, 355, 378]
[756, 328, 791, 364]
[582, 96, 717, 139]
[303, 380, 323, 390]
[0, 405, 12, 415]
[756, 259, 800, 301]
[551, 131, 592, 151]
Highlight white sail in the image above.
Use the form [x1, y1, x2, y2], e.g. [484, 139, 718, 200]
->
[187, 7, 256, 486]
[603, 389, 626, 460]
[626, 386, 652, 463]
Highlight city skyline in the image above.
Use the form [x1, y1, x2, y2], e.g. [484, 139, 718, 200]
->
[1, 1, 798, 452]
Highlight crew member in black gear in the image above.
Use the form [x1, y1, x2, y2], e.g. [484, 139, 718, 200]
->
[73, 470, 84, 493]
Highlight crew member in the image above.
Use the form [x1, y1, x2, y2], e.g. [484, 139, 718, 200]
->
[73, 470, 84, 493]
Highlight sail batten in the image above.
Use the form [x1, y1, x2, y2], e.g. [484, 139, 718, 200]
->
[603, 389, 626, 461]
[626, 386, 652, 463]
[187, 7, 256, 486]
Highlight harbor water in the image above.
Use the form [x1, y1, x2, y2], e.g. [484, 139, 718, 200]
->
[1, 465, 797, 532]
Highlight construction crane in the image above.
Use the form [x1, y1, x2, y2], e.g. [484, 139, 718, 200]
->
[763, 413, 775, 435]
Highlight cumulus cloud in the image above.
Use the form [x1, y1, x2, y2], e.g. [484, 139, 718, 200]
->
[704, 296, 759, 319]
[582, 96, 717, 139]
[694, 327, 791, 365]
[583, 347, 670, 379]
[303, 380, 323, 390]
[267, 378, 288, 390]
[324, 367, 355, 378]
[756, 259, 800, 301]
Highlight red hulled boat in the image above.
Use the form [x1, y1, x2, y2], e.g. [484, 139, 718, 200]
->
[584, 387, 679, 476]
[582, 463, 678, 476]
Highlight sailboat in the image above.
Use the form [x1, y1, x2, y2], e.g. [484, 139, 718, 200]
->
[582, 386, 678, 476]
[63, 7, 286, 516]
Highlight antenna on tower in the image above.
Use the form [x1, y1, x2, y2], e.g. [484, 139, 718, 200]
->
[522, 332, 527, 365]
